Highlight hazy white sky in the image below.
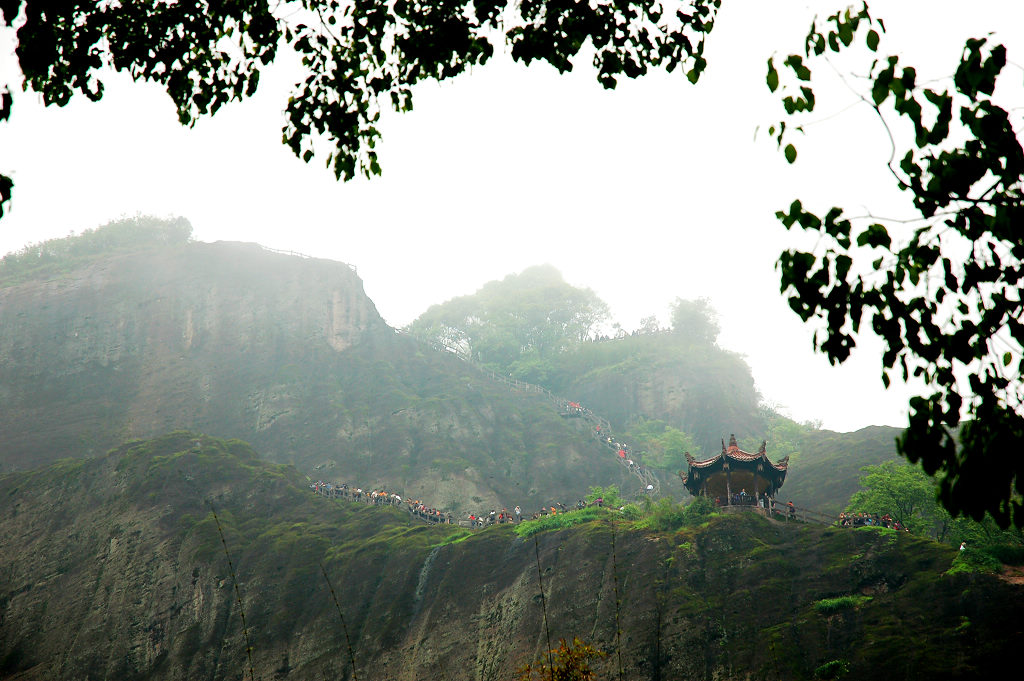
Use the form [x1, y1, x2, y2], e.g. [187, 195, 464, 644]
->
[1, 1, 1021, 432]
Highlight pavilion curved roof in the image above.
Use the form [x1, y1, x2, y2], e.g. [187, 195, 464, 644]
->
[680, 434, 789, 487]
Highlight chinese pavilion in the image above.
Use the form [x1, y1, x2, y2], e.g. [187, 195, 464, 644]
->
[679, 434, 789, 504]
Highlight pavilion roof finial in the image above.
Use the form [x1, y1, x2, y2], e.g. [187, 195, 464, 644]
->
[680, 430, 790, 499]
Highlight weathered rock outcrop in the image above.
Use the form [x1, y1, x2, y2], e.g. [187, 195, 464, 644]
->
[551, 336, 765, 455]
[0, 240, 378, 461]
[0, 434, 1020, 681]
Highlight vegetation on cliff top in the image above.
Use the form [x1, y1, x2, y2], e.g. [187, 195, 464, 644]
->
[406, 265, 786, 454]
[846, 459, 1024, 564]
[0, 215, 192, 285]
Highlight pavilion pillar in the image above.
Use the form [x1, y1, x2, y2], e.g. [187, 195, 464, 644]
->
[726, 470, 732, 505]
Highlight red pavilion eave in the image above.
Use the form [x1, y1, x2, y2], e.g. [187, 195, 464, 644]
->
[679, 434, 789, 502]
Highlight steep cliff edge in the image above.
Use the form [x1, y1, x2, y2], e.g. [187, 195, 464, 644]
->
[1, 433, 1020, 681]
[0, 239, 633, 509]
[0, 240, 380, 462]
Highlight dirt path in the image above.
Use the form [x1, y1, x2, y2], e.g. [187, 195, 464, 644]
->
[999, 564, 1024, 585]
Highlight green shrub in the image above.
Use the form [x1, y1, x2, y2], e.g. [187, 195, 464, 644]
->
[813, 595, 873, 614]
[0, 215, 192, 284]
[585, 485, 623, 509]
[620, 503, 643, 521]
[986, 543, 1024, 566]
[514, 507, 606, 537]
[946, 547, 1003, 575]
[631, 495, 716, 532]
[814, 659, 849, 679]
[644, 497, 687, 531]
[680, 495, 716, 524]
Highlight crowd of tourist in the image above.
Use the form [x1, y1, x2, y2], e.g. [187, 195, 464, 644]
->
[308, 397, 909, 534]
[589, 420, 655, 489]
[711, 492, 798, 520]
[713, 489, 768, 507]
[312, 478, 617, 528]
[310, 398, 655, 528]
[838, 511, 910, 531]
[311, 481, 455, 524]
[312, 479, 916, 534]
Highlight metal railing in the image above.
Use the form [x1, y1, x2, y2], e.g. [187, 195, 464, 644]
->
[259, 245, 358, 273]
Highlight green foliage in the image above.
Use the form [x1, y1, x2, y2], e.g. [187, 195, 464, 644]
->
[406, 265, 609, 375]
[514, 506, 607, 538]
[1, 1, 723, 210]
[434, 529, 475, 547]
[411, 286, 763, 457]
[813, 595, 872, 614]
[548, 328, 765, 454]
[739, 406, 817, 465]
[636, 495, 717, 531]
[985, 542, 1024, 566]
[768, 2, 1024, 528]
[845, 460, 1024, 557]
[518, 637, 607, 681]
[625, 418, 699, 470]
[680, 494, 717, 525]
[670, 297, 720, 345]
[946, 547, 1003, 576]
[781, 426, 902, 514]
[585, 485, 623, 509]
[620, 503, 643, 520]
[636, 497, 689, 532]
[509, 493, 715, 535]
[847, 461, 941, 534]
[814, 659, 850, 679]
[0, 215, 192, 284]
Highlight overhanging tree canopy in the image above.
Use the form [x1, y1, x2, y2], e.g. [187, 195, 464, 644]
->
[0, 0, 722, 216]
[767, 3, 1023, 528]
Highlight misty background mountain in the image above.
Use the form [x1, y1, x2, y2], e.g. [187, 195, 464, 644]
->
[0, 216, 901, 513]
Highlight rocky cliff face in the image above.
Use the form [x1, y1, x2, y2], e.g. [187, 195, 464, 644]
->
[0, 240, 640, 510]
[0, 241, 378, 461]
[545, 335, 766, 455]
[1, 434, 1020, 681]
